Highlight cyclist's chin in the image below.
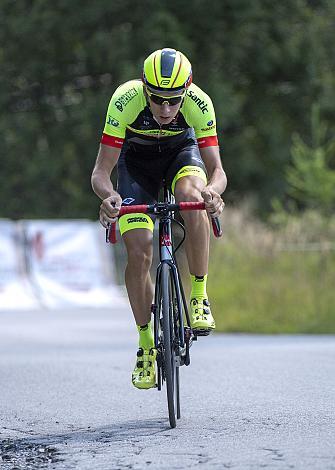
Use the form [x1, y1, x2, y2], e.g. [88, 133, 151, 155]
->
[156, 115, 174, 125]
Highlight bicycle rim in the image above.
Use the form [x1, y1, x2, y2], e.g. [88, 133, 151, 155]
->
[161, 262, 180, 428]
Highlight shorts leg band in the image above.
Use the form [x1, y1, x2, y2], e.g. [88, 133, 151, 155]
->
[171, 165, 207, 194]
[119, 213, 154, 236]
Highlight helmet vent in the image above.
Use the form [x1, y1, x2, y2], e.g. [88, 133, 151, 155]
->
[161, 49, 176, 78]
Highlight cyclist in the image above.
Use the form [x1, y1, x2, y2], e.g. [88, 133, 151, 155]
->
[91, 48, 227, 390]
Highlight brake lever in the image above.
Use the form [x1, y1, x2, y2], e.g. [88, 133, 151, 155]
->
[106, 222, 117, 244]
[211, 217, 223, 238]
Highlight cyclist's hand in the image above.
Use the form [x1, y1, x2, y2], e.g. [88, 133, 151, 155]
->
[201, 187, 225, 218]
[99, 193, 122, 228]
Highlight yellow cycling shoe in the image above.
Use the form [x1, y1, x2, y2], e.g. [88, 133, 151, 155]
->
[132, 348, 157, 389]
[190, 298, 216, 331]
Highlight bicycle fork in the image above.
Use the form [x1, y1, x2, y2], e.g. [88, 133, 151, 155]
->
[153, 217, 194, 369]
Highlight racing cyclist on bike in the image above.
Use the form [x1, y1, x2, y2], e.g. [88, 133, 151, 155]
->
[91, 48, 227, 389]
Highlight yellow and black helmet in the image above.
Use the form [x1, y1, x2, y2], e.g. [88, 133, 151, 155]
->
[142, 48, 192, 96]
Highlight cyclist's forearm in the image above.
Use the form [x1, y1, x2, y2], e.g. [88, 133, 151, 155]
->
[91, 170, 117, 200]
[206, 168, 227, 195]
[199, 146, 227, 195]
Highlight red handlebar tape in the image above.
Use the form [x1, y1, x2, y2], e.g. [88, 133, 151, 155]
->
[118, 205, 148, 216]
[107, 202, 222, 243]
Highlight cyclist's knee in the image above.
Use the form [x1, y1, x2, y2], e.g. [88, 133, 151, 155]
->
[174, 177, 204, 203]
[123, 231, 153, 272]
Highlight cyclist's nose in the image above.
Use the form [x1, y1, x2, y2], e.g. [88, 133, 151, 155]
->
[161, 103, 170, 113]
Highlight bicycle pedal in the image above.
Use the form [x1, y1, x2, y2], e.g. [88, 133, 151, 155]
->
[184, 327, 193, 340]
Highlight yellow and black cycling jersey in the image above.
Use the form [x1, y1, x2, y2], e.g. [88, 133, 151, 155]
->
[101, 80, 218, 151]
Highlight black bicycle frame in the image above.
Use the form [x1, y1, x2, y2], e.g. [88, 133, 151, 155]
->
[154, 186, 185, 349]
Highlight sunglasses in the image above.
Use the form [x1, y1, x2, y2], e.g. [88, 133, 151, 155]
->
[148, 93, 184, 106]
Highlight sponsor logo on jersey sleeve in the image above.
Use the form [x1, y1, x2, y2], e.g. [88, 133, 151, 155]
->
[200, 124, 216, 131]
[115, 87, 139, 112]
[107, 116, 120, 127]
[187, 90, 209, 114]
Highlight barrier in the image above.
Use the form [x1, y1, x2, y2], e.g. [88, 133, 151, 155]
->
[0, 220, 126, 310]
[0, 220, 39, 310]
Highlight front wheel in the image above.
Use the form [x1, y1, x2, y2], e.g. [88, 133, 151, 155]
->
[161, 262, 180, 428]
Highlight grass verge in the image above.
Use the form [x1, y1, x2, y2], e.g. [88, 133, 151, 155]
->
[208, 208, 335, 333]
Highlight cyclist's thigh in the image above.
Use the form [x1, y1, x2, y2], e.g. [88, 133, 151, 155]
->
[117, 149, 158, 238]
[165, 144, 208, 195]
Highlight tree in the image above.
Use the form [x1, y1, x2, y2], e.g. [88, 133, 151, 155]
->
[0, 0, 334, 218]
[287, 105, 335, 213]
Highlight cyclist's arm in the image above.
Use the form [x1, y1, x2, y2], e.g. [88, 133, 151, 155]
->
[91, 144, 122, 227]
[91, 144, 120, 199]
[183, 84, 226, 194]
[92, 81, 145, 225]
[199, 145, 226, 217]
[92, 80, 143, 199]
[200, 145, 227, 195]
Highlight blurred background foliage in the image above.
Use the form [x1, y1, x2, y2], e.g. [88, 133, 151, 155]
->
[1, 0, 334, 219]
[1, 0, 334, 332]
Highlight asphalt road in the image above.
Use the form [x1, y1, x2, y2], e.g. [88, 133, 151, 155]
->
[0, 306, 334, 470]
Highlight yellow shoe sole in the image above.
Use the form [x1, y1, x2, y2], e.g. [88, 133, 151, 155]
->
[132, 378, 156, 389]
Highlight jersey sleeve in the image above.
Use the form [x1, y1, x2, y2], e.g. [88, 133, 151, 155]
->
[182, 84, 219, 148]
[101, 80, 143, 148]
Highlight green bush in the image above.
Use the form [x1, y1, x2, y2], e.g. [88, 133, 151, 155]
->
[286, 105, 335, 214]
[208, 207, 335, 333]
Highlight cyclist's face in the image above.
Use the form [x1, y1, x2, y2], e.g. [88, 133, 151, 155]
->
[148, 94, 183, 125]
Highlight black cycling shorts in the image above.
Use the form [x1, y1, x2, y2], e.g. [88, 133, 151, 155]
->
[117, 139, 207, 206]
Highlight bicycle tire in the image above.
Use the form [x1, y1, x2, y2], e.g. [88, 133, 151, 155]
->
[161, 262, 180, 428]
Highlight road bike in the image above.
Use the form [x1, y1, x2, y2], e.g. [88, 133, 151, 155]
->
[106, 186, 222, 428]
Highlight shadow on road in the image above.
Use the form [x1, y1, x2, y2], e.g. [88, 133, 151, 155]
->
[1, 418, 169, 469]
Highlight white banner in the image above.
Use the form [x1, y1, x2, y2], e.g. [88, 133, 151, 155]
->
[0, 220, 39, 310]
[23, 220, 126, 308]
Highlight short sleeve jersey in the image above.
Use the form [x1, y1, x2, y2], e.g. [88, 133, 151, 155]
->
[101, 80, 218, 150]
